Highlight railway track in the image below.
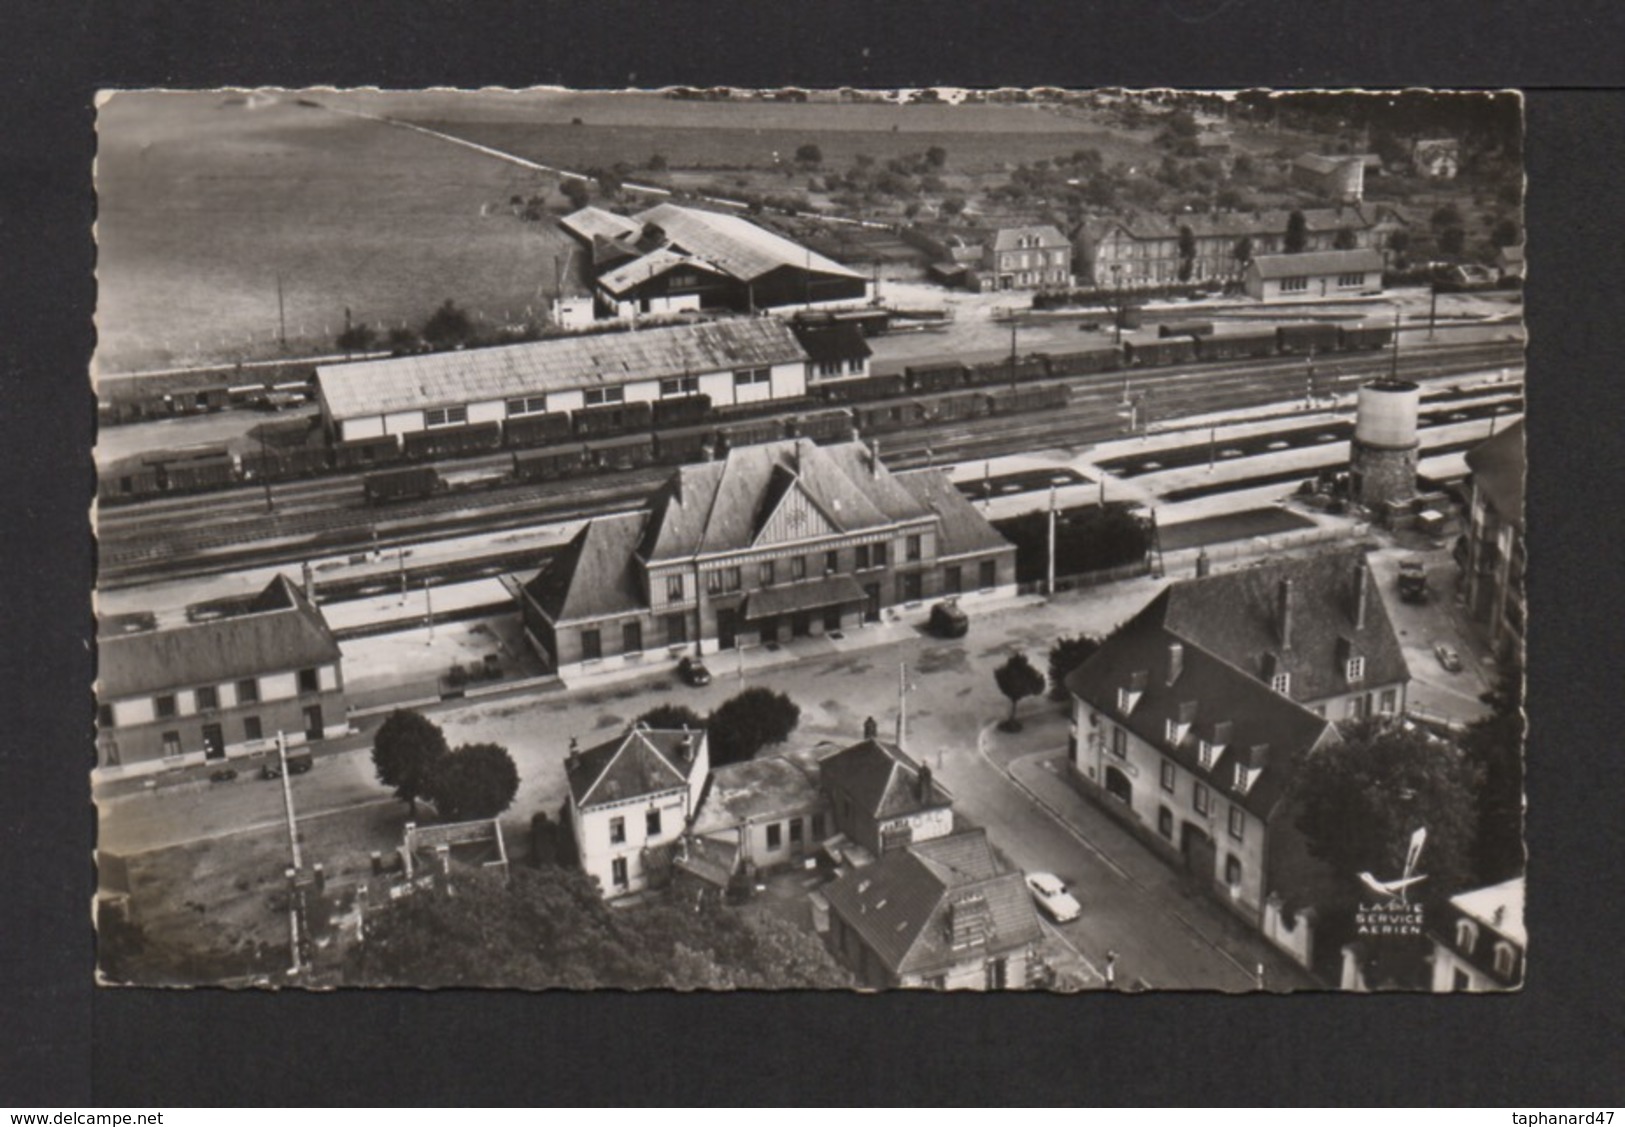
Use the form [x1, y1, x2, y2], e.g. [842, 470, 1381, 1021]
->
[97, 339, 1524, 589]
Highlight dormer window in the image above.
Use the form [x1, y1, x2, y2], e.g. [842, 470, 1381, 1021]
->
[1197, 740, 1218, 770]
[1118, 671, 1149, 715]
[1492, 940, 1516, 978]
[1233, 761, 1259, 794]
[1456, 919, 1479, 953]
[1346, 656, 1366, 682]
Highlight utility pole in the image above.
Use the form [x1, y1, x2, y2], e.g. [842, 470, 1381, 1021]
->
[277, 732, 303, 872]
[425, 580, 434, 642]
[895, 662, 907, 750]
[257, 425, 274, 512]
[276, 272, 288, 354]
[1389, 303, 1402, 381]
[1305, 346, 1317, 407]
[1046, 485, 1057, 597]
[1008, 321, 1018, 390]
[276, 731, 306, 978]
[398, 547, 408, 604]
[1208, 425, 1217, 473]
[1428, 281, 1438, 341]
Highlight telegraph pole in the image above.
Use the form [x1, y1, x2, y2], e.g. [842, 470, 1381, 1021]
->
[1046, 485, 1058, 596]
[1008, 321, 1018, 390]
[1389, 303, 1402, 381]
[895, 662, 907, 750]
[276, 272, 288, 354]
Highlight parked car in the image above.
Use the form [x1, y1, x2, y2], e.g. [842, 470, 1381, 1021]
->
[928, 598, 969, 639]
[1398, 561, 1428, 603]
[1024, 872, 1082, 923]
[677, 655, 711, 687]
[260, 748, 314, 779]
[1434, 641, 1463, 673]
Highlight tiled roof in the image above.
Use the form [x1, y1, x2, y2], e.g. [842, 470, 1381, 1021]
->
[597, 248, 726, 297]
[820, 738, 952, 821]
[1249, 248, 1384, 279]
[567, 726, 704, 807]
[559, 206, 643, 245]
[98, 575, 339, 700]
[895, 468, 1015, 559]
[990, 225, 1070, 252]
[1465, 419, 1524, 529]
[1157, 548, 1411, 701]
[640, 440, 930, 561]
[1430, 877, 1525, 987]
[522, 512, 649, 625]
[1066, 596, 1338, 819]
[689, 754, 822, 837]
[1090, 205, 1381, 245]
[316, 319, 808, 422]
[791, 320, 872, 365]
[673, 834, 739, 888]
[821, 829, 1041, 977]
[634, 203, 864, 282]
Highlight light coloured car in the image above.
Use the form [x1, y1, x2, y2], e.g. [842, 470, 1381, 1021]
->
[1434, 642, 1463, 673]
[1024, 872, 1082, 923]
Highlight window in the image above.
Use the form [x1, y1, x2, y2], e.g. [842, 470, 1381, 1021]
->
[1346, 656, 1366, 682]
[505, 395, 547, 416]
[825, 550, 840, 575]
[872, 542, 887, 567]
[1270, 672, 1291, 696]
[906, 534, 922, 562]
[659, 376, 699, 398]
[944, 565, 962, 594]
[1194, 782, 1211, 816]
[706, 569, 724, 595]
[1160, 760, 1176, 793]
[1228, 806, 1245, 841]
[759, 560, 775, 587]
[766, 823, 782, 849]
[1279, 276, 1308, 294]
[1379, 688, 1398, 715]
[161, 731, 182, 757]
[816, 359, 842, 377]
[847, 358, 864, 375]
[665, 614, 688, 646]
[610, 817, 626, 845]
[195, 685, 219, 712]
[790, 556, 806, 580]
[789, 817, 804, 844]
[1158, 806, 1174, 839]
[1456, 919, 1479, 953]
[236, 678, 259, 705]
[584, 387, 626, 407]
[1110, 726, 1127, 760]
[646, 809, 663, 837]
[979, 560, 997, 590]
[1337, 272, 1366, 287]
[666, 574, 684, 602]
[1493, 941, 1516, 978]
[923, 974, 947, 991]
[1224, 855, 1242, 887]
[581, 629, 602, 662]
[733, 367, 770, 387]
[854, 545, 870, 570]
[622, 621, 643, 654]
[1347, 695, 1371, 720]
[1453, 968, 1472, 992]
[98, 704, 115, 729]
[298, 668, 320, 694]
[723, 566, 742, 592]
[243, 715, 263, 742]
[611, 857, 629, 888]
[423, 405, 468, 428]
[154, 694, 177, 719]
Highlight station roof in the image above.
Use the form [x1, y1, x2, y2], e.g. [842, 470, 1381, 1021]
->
[1249, 248, 1384, 279]
[316, 319, 808, 422]
[522, 512, 649, 625]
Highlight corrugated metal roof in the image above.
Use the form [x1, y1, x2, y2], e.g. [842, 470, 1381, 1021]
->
[598, 249, 725, 297]
[1250, 248, 1384, 279]
[317, 319, 808, 422]
[635, 203, 864, 283]
[559, 206, 642, 245]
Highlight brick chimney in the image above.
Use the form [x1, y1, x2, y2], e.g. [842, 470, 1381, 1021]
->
[1166, 641, 1184, 686]
[1353, 557, 1369, 629]
[566, 736, 581, 772]
[916, 763, 933, 803]
[1277, 578, 1294, 650]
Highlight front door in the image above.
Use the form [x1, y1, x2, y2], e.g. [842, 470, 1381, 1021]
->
[1181, 823, 1217, 880]
[1105, 765, 1132, 805]
[759, 617, 779, 644]
[791, 611, 810, 638]
[201, 723, 225, 760]
[302, 705, 324, 742]
[901, 571, 923, 603]
[864, 583, 881, 623]
[823, 605, 843, 632]
[717, 607, 738, 650]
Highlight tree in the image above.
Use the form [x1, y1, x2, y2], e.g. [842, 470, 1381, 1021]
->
[924, 145, 948, 169]
[1333, 226, 1359, 250]
[707, 687, 800, 766]
[940, 195, 967, 219]
[371, 709, 449, 817]
[1290, 719, 1481, 899]
[336, 321, 377, 355]
[560, 178, 591, 210]
[1177, 225, 1196, 282]
[385, 326, 420, 355]
[795, 142, 823, 166]
[427, 742, 520, 822]
[646, 153, 668, 172]
[994, 652, 1046, 733]
[422, 299, 473, 350]
[1430, 203, 1464, 231]
[635, 703, 705, 732]
[1385, 229, 1411, 263]
[1047, 635, 1101, 701]
[1284, 209, 1308, 253]
[1491, 218, 1521, 248]
[1232, 235, 1254, 267]
[1461, 669, 1525, 884]
[1438, 226, 1467, 256]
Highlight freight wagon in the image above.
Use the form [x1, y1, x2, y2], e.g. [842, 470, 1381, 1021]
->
[334, 435, 404, 470]
[363, 466, 441, 505]
[401, 422, 502, 462]
[1123, 337, 1197, 367]
[651, 394, 714, 429]
[586, 432, 656, 471]
[573, 400, 654, 438]
[502, 412, 574, 449]
[1193, 332, 1279, 361]
[1276, 323, 1342, 355]
[785, 407, 853, 443]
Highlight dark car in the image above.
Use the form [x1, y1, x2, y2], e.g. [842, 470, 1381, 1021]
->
[260, 748, 314, 779]
[677, 655, 712, 687]
[928, 598, 969, 639]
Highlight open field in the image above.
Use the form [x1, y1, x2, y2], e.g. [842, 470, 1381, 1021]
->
[95, 93, 578, 374]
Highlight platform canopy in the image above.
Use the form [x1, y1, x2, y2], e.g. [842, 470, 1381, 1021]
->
[744, 575, 867, 620]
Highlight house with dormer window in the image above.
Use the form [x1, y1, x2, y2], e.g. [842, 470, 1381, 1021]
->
[1427, 877, 1524, 992]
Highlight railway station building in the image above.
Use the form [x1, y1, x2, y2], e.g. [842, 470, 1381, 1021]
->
[1243, 248, 1385, 302]
[517, 438, 1016, 678]
[314, 318, 811, 444]
[559, 202, 872, 322]
[95, 574, 347, 777]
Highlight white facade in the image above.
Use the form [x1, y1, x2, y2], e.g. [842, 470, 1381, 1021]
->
[570, 733, 710, 900]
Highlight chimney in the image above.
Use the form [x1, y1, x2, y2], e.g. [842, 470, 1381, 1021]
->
[1196, 549, 1211, 578]
[676, 732, 693, 763]
[1166, 641, 1184, 686]
[1493, 905, 1506, 927]
[302, 560, 316, 603]
[916, 763, 933, 803]
[863, 716, 879, 740]
[1277, 577, 1294, 650]
[566, 737, 581, 771]
[869, 438, 881, 478]
[1212, 720, 1234, 746]
[1353, 557, 1369, 629]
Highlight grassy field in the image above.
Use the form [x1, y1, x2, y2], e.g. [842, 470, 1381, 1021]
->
[95, 93, 578, 374]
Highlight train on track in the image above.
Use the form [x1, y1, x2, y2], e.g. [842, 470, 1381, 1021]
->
[100, 320, 1394, 505]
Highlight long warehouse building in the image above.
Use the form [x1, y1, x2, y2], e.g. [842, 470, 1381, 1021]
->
[315, 318, 812, 444]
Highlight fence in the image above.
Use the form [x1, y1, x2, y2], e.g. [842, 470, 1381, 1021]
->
[1016, 559, 1151, 596]
[1161, 523, 1375, 578]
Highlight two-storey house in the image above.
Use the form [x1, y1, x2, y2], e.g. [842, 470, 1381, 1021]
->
[1428, 877, 1524, 992]
[820, 737, 953, 857]
[565, 724, 708, 899]
[972, 226, 1072, 291]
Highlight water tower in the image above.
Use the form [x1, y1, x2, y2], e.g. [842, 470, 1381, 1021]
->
[1350, 379, 1420, 508]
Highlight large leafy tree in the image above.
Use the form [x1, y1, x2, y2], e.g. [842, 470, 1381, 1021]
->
[1284, 209, 1308, 254]
[1291, 719, 1480, 898]
[708, 687, 800, 766]
[371, 709, 450, 817]
[1047, 635, 1102, 701]
[428, 742, 520, 822]
[421, 299, 473, 350]
[994, 652, 1046, 732]
[1461, 669, 1526, 884]
[1176, 225, 1197, 281]
[635, 703, 706, 732]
